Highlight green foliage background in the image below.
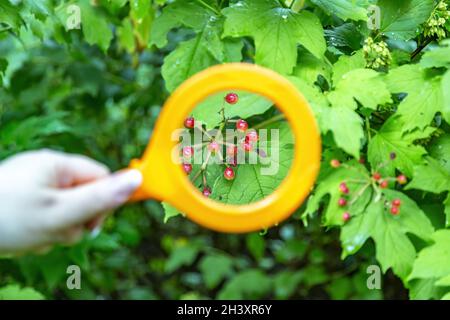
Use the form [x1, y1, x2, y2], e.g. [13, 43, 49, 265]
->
[0, 0, 449, 300]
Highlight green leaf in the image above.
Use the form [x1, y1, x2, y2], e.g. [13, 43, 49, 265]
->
[409, 230, 450, 284]
[420, 41, 450, 69]
[442, 70, 450, 124]
[246, 233, 266, 261]
[117, 18, 135, 53]
[223, 0, 326, 74]
[162, 202, 181, 223]
[165, 243, 200, 273]
[430, 134, 450, 172]
[0, 1, 23, 30]
[199, 254, 234, 289]
[292, 49, 331, 85]
[321, 107, 364, 158]
[378, 0, 435, 41]
[368, 116, 434, 177]
[161, 16, 242, 92]
[0, 285, 44, 300]
[342, 190, 434, 280]
[328, 69, 392, 110]
[210, 121, 293, 205]
[192, 91, 272, 129]
[274, 271, 303, 299]
[331, 50, 366, 86]
[218, 269, 272, 299]
[396, 77, 444, 133]
[407, 158, 450, 194]
[79, 1, 113, 52]
[304, 162, 371, 226]
[150, 0, 215, 48]
[310, 0, 369, 21]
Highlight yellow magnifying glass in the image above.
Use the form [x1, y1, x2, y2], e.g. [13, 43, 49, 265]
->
[128, 63, 321, 233]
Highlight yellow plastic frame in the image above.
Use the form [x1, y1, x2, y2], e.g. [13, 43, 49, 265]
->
[129, 63, 321, 233]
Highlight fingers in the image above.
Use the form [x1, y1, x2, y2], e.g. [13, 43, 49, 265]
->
[51, 152, 111, 187]
[48, 169, 142, 228]
[0, 149, 110, 187]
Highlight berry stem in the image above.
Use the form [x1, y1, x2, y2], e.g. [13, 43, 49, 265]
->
[253, 114, 285, 130]
[194, 0, 221, 15]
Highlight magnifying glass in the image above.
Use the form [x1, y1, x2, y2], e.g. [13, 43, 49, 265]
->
[128, 63, 321, 233]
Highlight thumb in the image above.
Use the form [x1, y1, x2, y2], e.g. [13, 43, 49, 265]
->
[51, 169, 143, 227]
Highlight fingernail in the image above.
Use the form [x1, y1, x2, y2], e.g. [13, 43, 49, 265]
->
[112, 169, 143, 204]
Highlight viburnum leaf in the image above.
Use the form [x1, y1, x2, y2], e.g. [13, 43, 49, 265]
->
[0, 285, 44, 300]
[156, 1, 242, 91]
[161, 31, 242, 92]
[210, 121, 293, 205]
[292, 49, 331, 85]
[443, 71, 450, 124]
[310, 0, 369, 22]
[0, 1, 23, 31]
[368, 116, 435, 177]
[303, 162, 372, 226]
[407, 153, 450, 227]
[341, 190, 434, 280]
[331, 50, 366, 86]
[150, 0, 217, 48]
[321, 107, 364, 158]
[386, 57, 447, 132]
[420, 41, 450, 69]
[199, 254, 234, 289]
[79, 1, 113, 52]
[223, 0, 326, 74]
[192, 91, 273, 129]
[408, 230, 450, 288]
[218, 269, 272, 299]
[407, 157, 450, 195]
[328, 69, 392, 110]
[378, 0, 435, 41]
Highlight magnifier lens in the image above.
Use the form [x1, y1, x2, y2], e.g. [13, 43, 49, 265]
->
[177, 90, 294, 206]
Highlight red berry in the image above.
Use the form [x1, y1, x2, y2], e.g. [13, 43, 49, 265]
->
[182, 146, 194, 158]
[184, 117, 195, 129]
[338, 198, 347, 207]
[379, 180, 389, 189]
[227, 145, 238, 156]
[245, 130, 258, 142]
[182, 163, 192, 174]
[224, 167, 235, 180]
[202, 187, 212, 197]
[339, 182, 349, 194]
[392, 199, 401, 207]
[208, 141, 220, 154]
[373, 172, 381, 181]
[390, 206, 400, 215]
[397, 174, 407, 185]
[225, 93, 238, 104]
[330, 159, 341, 168]
[242, 141, 253, 152]
[236, 119, 248, 132]
[343, 212, 351, 222]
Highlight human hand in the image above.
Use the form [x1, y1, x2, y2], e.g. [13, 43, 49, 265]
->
[0, 150, 142, 255]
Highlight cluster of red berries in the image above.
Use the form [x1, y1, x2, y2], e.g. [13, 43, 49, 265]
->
[330, 152, 408, 223]
[180, 92, 261, 197]
[336, 182, 352, 222]
[389, 198, 401, 215]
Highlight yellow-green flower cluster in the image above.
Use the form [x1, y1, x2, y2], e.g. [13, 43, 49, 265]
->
[363, 37, 392, 69]
[424, 1, 450, 39]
